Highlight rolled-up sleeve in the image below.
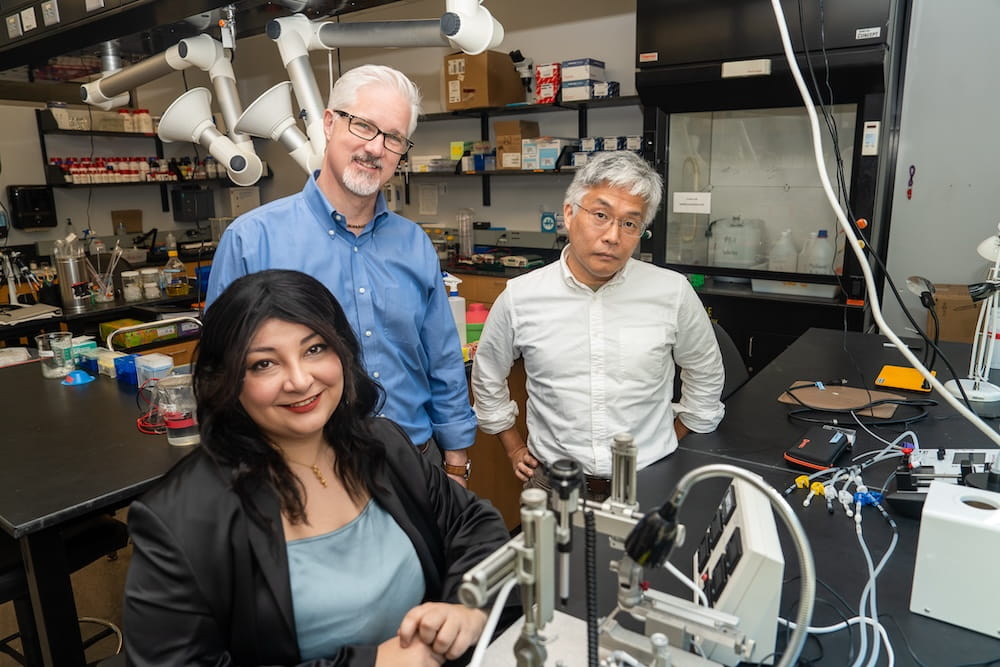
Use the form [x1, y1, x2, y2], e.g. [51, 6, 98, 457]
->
[470, 290, 520, 435]
[671, 283, 726, 433]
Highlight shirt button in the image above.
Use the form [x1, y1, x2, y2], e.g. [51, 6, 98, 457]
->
[354, 247, 358, 252]
[328, 230, 335, 237]
[334, 214, 343, 222]
[359, 287, 366, 294]
[373, 371, 380, 378]
[365, 330, 372, 337]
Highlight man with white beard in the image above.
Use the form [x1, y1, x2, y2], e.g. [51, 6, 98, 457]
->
[207, 65, 476, 486]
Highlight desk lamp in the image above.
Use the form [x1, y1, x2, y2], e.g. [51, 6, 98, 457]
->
[943, 224, 1000, 417]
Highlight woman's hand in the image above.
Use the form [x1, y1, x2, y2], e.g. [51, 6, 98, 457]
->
[397, 603, 489, 660]
[376, 635, 444, 666]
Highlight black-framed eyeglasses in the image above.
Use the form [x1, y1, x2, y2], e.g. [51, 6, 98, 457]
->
[574, 204, 644, 237]
[333, 110, 414, 155]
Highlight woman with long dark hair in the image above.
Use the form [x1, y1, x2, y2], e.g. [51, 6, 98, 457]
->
[124, 269, 509, 666]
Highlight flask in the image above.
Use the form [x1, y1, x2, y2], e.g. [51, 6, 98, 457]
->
[442, 272, 467, 346]
[802, 229, 835, 274]
[162, 234, 189, 296]
[767, 229, 798, 272]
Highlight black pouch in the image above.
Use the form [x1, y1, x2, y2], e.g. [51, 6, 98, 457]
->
[784, 425, 854, 471]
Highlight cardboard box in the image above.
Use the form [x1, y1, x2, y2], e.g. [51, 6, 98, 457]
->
[537, 138, 580, 170]
[592, 80, 621, 99]
[535, 63, 561, 104]
[99, 318, 198, 350]
[560, 57, 606, 82]
[560, 79, 601, 102]
[932, 284, 980, 343]
[444, 51, 524, 110]
[494, 120, 539, 170]
[521, 138, 539, 170]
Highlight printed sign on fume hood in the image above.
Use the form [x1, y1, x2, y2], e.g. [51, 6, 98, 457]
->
[673, 192, 711, 215]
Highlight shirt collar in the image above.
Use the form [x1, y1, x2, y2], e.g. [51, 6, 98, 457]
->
[304, 170, 391, 234]
[558, 245, 632, 291]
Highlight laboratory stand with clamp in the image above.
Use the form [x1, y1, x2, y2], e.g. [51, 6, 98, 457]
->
[461, 434, 816, 667]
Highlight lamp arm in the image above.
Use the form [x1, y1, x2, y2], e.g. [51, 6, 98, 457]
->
[81, 35, 259, 168]
[267, 2, 505, 158]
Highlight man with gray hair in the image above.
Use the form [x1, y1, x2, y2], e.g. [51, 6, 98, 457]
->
[208, 64, 476, 486]
[471, 151, 725, 500]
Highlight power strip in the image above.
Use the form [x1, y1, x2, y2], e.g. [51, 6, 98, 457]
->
[691, 479, 784, 666]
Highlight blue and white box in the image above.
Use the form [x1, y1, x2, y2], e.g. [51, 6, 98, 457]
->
[521, 138, 540, 170]
[592, 81, 620, 99]
[622, 135, 643, 152]
[561, 80, 601, 102]
[560, 58, 606, 82]
[538, 138, 580, 170]
[600, 136, 623, 151]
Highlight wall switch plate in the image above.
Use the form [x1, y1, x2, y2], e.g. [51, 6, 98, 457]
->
[85, 0, 104, 12]
[19, 7, 37, 31]
[5, 14, 22, 39]
[40, 0, 60, 26]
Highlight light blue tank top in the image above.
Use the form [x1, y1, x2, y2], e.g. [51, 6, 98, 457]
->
[287, 499, 426, 660]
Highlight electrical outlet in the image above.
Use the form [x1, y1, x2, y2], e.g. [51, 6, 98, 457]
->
[5, 14, 22, 39]
[40, 0, 60, 26]
[84, 0, 104, 12]
[437, 183, 447, 196]
[19, 7, 37, 31]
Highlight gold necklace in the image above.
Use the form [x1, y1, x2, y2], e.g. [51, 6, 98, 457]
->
[282, 448, 328, 487]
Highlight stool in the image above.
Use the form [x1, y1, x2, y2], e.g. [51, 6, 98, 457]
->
[0, 514, 129, 666]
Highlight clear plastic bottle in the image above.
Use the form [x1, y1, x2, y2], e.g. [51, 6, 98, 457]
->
[767, 229, 798, 272]
[162, 233, 189, 296]
[803, 229, 836, 274]
[796, 231, 818, 272]
[442, 273, 467, 345]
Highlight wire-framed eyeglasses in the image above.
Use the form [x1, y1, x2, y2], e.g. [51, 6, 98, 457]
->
[333, 110, 414, 155]
[575, 204, 644, 237]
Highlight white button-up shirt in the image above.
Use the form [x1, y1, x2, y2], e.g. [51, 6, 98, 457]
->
[472, 248, 725, 477]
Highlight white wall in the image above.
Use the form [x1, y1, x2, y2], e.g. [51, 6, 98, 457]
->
[882, 1, 1000, 335]
[0, 0, 639, 254]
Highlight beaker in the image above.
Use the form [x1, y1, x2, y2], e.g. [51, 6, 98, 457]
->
[35, 331, 74, 379]
[155, 374, 200, 446]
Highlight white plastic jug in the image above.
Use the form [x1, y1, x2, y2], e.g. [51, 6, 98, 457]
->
[711, 217, 765, 269]
[767, 229, 798, 272]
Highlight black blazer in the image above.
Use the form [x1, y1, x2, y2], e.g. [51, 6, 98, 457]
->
[124, 418, 511, 666]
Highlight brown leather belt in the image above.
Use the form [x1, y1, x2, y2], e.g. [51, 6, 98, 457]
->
[584, 475, 611, 500]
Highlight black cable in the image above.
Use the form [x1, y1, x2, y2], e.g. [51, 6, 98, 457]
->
[878, 613, 930, 667]
[950, 657, 1000, 667]
[927, 305, 940, 372]
[795, 0, 972, 410]
[584, 509, 598, 667]
[787, 406, 930, 429]
[784, 383, 938, 416]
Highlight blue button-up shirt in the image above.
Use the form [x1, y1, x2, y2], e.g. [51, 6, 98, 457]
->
[205, 174, 476, 451]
